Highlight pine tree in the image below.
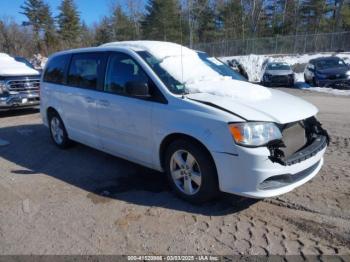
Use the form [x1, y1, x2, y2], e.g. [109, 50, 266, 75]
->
[57, 0, 81, 48]
[80, 21, 95, 47]
[141, 0, 182, 42]
[41, 3, 58, 54]
[111, 5, 135, 41]
[299, 0, 326, 34]
[20, 0, 47, 52]
[217, 0, 245, 40]
[340, 2, 350, 30]
[94, 17, 113, 45]
[194, 0, 217, 43]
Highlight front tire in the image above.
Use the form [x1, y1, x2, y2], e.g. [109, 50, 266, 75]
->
[48, 112, 71, 149]
[164, 139, 219, 204]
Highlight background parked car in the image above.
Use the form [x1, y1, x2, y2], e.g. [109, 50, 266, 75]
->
[0, 53, 41, 111]
[261, 62, 295, 87]
[226, 59, 249, 80]
[304, 56, 350, 89]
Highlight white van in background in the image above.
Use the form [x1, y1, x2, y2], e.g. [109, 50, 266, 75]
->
[40, 41, 328, 203]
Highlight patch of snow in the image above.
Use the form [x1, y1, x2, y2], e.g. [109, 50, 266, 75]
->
[102, 41, 271, 100]
[0, 53, 40, 76]
[30, 54, 48, 69]
[304, 87, 350, 96]
[186, 78, 271, 101]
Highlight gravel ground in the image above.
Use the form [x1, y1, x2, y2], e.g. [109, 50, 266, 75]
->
[0, 88, 349, 255]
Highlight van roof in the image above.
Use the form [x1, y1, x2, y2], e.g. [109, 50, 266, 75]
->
[51, 41, 194, 61]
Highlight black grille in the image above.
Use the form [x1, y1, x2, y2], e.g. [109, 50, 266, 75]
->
[271, 75, 289, 83]
[6, 79, 40, 93]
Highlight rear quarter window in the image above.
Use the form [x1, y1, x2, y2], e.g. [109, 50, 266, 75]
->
[43, 54, 70, 84]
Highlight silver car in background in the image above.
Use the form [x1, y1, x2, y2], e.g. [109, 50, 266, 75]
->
[261, 62, 295, 87]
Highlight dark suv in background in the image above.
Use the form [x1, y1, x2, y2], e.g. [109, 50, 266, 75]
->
[304, 56, 350, 89]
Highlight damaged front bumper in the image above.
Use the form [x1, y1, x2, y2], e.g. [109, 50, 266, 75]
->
[212, 117, 328, 198]
[0, 92, 40, 110]
[212, 144, 326, 198]
[269, 134, 327, 166]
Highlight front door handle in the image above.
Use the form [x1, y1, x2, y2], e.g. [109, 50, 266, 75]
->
[98, 99, 110, 107]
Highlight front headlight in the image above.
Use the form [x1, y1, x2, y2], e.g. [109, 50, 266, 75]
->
[228, 122, 282, 147]
[346, 71, 350, 78]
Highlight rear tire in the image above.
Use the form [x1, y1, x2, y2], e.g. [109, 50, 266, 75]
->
[164, 139, 219, 204]
[48, 111, 72, 149]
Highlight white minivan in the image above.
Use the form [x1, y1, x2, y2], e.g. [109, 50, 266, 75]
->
[40, 41, 329, 203]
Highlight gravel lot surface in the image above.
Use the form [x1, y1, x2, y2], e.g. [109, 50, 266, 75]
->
[0, 88, 349, 255]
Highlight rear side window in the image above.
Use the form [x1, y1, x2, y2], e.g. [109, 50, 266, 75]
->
[67, 53, 105, 89]
[43, 55, 70, 84]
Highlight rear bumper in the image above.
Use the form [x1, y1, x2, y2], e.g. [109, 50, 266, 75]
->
[0, 93, 40, 110]
[212, 143, 326, 199]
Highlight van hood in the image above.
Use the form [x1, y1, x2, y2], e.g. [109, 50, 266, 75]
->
[0, 53, 39, 76]
[187, 88, 318, 124]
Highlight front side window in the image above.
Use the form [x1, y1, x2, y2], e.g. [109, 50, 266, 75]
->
[67, 53, 104, 89]
[43, 55, 70, 84]
[196, 52, 247, 81]
[105, 53, 149, 95]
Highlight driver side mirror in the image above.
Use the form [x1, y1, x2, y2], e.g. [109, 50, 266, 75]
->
[125, 81, 151, 98]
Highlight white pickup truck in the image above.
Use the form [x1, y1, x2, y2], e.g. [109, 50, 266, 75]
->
[0, 53, 41, 110]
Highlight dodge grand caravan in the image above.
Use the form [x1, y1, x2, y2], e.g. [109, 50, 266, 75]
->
[40, 41, 329, 203]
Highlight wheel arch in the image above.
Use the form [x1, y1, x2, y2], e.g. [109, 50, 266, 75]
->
[159, 133, 216, 172]
[46, 106, 69, 136]
[47, 106, 59, 119]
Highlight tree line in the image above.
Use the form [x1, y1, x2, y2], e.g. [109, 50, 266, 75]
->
[1, 0, 350, 58]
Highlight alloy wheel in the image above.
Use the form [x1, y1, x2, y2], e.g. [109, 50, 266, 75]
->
[170, 150, 202, 195]
[50, 117, 64, 145]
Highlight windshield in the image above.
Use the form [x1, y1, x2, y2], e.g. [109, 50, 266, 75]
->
[137, 51, 186, 94]
[196, 52, 247, 81]
[315, 59, 347, 70]
[267, 63, 291, 70]
[137, 51, 246, 94]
